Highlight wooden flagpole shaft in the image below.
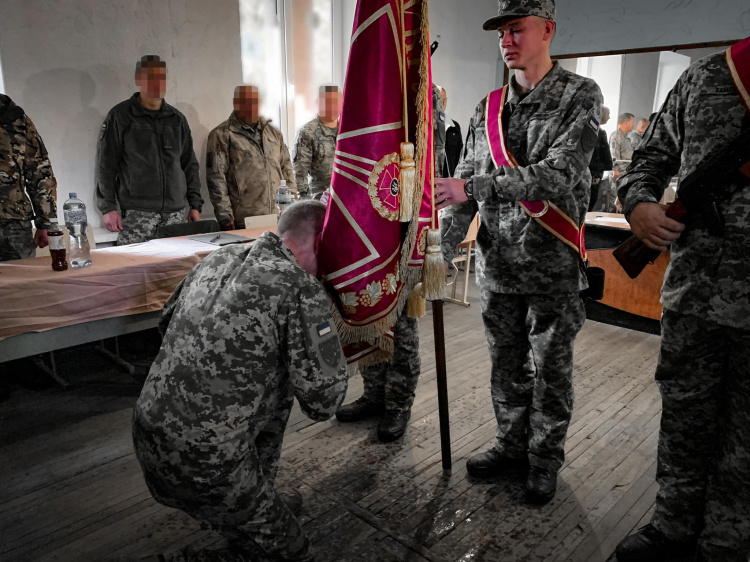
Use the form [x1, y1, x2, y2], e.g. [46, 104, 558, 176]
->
[432, 299, 452, 472]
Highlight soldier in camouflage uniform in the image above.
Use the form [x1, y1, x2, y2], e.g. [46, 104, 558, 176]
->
[207, 86, 296, 230]
[132, 201, 348, 562]
[96, 55, 203, 245]
[615, 40, 750, 562]
[435, 0, 602, 504]
[0, 94, 57, 261]
[293, 86, 341, 200]
[333, 84, 446, 442]
[610, 113, 635, 212]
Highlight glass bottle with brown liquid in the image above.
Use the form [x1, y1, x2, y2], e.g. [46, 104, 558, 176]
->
[48, 219, 68, 272]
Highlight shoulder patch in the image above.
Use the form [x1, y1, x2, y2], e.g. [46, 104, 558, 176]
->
[317, 321, 332, 337]
[588, 116, 600, 132]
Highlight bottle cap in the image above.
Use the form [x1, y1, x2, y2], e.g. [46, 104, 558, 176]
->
[279, 180, 287, 187]
[69, 192, 77, 198]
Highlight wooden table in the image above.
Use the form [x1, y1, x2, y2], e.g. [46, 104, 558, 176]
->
[0, 228, 268, 383]
[585, 212, 667, 334]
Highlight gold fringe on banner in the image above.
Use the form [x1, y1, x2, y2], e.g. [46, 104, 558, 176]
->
[399, 142, 417, 222]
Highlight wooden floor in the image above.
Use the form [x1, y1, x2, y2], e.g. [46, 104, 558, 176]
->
[0, 280, 663, 562]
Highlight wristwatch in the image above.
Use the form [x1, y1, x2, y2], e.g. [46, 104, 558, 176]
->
[464, 179, 475, 201]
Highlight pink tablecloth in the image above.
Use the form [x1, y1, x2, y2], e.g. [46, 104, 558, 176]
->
[0, 228, 267, 340]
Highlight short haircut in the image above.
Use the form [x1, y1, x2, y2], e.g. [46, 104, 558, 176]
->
[637, 118, 650, 127]
[277, 200, 327, 240]
[618, 113, 635, 124]
[234, 85, 258, 98]
[319, 84, 339, 94]
[135, 55, 166, 75]
[602, 106, 610, 115]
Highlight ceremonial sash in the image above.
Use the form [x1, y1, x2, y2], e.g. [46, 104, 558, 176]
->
[726, 36, 750, 115]
[485, 86, 587, 261]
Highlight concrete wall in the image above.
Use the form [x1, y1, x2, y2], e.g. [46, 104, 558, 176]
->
[0, 0, 242, 238]
[553, 0, 749, 56]
[619, 52, 660, 125]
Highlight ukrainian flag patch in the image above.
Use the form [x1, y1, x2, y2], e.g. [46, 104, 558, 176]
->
[317, 322, 332, 337]
[589, 116, 600, 132]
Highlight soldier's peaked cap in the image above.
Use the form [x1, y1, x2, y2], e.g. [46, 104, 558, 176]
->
[483, 0, 556, 30]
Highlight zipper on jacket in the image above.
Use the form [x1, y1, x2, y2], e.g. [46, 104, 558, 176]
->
[153, 116, 166, 212]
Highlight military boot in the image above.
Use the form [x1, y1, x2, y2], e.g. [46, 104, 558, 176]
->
[525, 466, 557, 504]
[466, 448, 529, 479]
[377, 410, 411, 442]
[279, 489, 303, 517]
[335, 395, 385, 422]
[615, 524, 697, 561]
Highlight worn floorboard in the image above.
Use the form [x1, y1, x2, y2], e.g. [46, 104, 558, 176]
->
[0, 280, 663, 561]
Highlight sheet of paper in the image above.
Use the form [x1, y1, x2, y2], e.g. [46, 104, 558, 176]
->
[591, 215, 630, 225]
[97, 238, 216, 258]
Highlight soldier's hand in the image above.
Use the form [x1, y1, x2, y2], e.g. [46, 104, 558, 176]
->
[613, 170, 620, 179]
[435, 178, 468, 210]
[188, 209, 201, 222]
[220, 221, 236, 232]
[629, 202, 685, 251]
[34, 229, 49, 249]
[103, 211, 123, 232]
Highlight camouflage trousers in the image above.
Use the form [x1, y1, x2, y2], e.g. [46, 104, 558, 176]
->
[361, 315, 421, 413]
[651, 310, 750, 561]
[481, 291, 585, 472]
[0, 219, 34, 261]
[117, 209, 185, 246]
[132, 391, 313, 562]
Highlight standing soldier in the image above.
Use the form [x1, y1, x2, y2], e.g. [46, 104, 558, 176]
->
[435, 0, 602, 504]
[133, 201, 348, 562]
[96, 55, 203, 245]
[333, 80, 446, 443]
[0, 94, 57, 261]
[206, 85, 296, 230]
[293, 85, 341, 200]
[610, 113, 635, 190]
[615, 37, 750, 562]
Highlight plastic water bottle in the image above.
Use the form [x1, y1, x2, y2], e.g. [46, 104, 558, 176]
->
[63, 192, 92, 268]
[275, 179, 293, 219]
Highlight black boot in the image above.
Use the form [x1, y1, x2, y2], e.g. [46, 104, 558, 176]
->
[335, 395, 385, 422]
[279, 489, 303, 517]
[466, 448, 529, 479]
[525, 466, 557, 504]
[615, 524, 697, 561]
[377, 410, 410, 442]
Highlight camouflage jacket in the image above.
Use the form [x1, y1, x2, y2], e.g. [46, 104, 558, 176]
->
[610, 129, 634, 175]
[441, 63, 602, 294]
[133, 231, 348, 477]
[293, 116, 337, 200]
[206, 114, 296, 226]
[619, 52, 750, 330]
[0, 95, 57, 228]
[433, 83, 446, 179]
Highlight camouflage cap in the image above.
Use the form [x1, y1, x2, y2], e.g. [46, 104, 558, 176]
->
[483, 0, 556, 30]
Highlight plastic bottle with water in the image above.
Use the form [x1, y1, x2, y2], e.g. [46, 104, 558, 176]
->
[63, 193, 92, 268]
[275, 179, 293, 219]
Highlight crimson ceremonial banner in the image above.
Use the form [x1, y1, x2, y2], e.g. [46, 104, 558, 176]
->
[319, 0, 434, 364]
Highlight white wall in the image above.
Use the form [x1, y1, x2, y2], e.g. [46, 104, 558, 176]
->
[619, 52, 661, 124]
[553, 0, 750, 56]
[0, 0, 242, 238]
[430, 0, 500, 133]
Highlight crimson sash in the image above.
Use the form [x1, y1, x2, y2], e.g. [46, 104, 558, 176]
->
[726, 36, 750, 114]
[485, 86, 587, 261]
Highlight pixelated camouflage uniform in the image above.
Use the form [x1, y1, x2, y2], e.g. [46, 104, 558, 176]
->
[0, 94, 57, 261]
[206, 114, 296, 228]
[96, 93, 203, 246]
[441, 63, 602, 472]
[627, 129, 644, 150]
[354, 86, 446, 414]
[132, 232, 348, 562]
[619, 50, 750, 561]
[610, 128, 634, 177]
[293, 117, 337, 200]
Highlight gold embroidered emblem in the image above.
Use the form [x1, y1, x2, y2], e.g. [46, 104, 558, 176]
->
[368, 152, 401, 221]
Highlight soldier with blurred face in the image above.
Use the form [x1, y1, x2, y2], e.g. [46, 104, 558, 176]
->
[435, 0, 602, 504]
[133, 200, 347, 562]
[206, 85, 297, 230]
[96, 55, 203, 245]
[293, 85, 342, 200]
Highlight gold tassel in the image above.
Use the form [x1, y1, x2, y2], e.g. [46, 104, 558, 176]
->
[399, 142, 416, 222]
[423, 229, 445, 301]
[406, 282, 426, 318]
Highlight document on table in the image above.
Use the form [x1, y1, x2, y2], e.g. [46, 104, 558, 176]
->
[97, 238, 219, 258]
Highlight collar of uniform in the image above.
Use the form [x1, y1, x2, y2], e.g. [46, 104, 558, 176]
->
[316, 115, 338, 133]
[255, 231, 301, 268]
[0, 94, 23, 124]
[129, 92, 175, 118]
[229, 112, 271, 133]
[507, 61, 562, 107]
